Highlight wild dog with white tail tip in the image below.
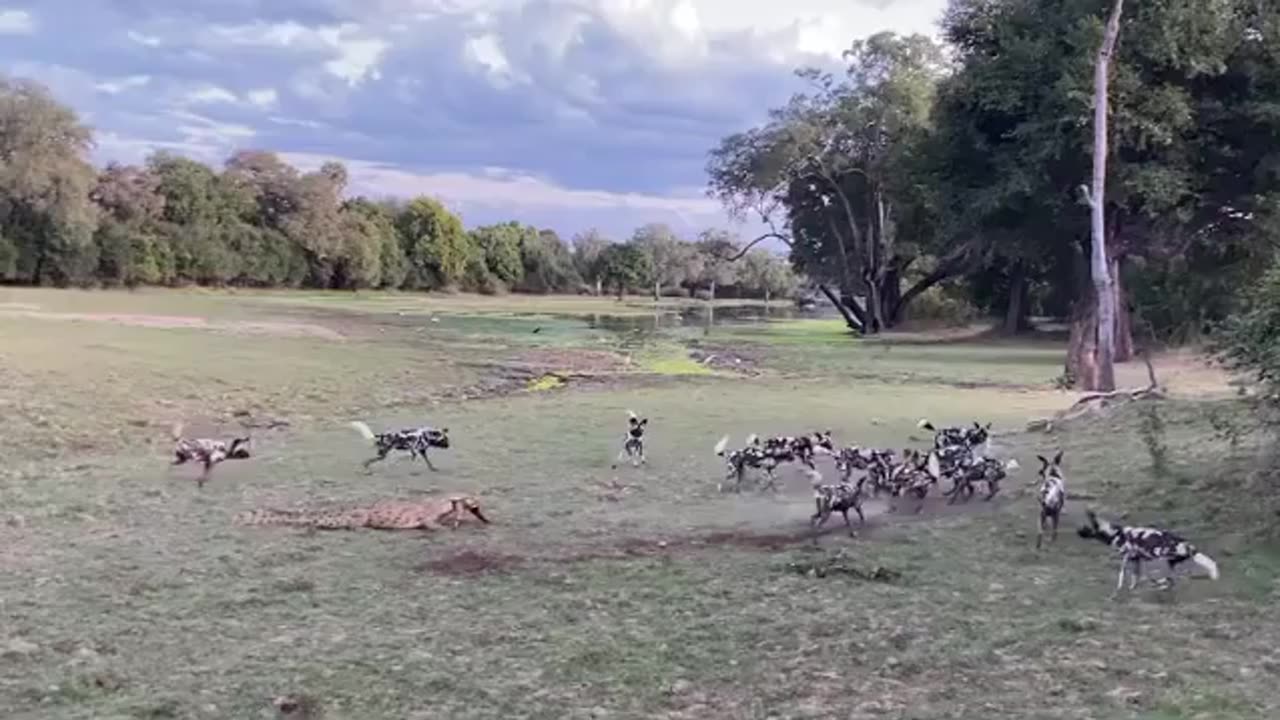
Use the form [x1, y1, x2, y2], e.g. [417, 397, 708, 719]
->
[349, 420, 450, 472]
[1034, 451, 1066, 549]
[169, 422, 251, 488]
[612, 410, 648, 469]
[714, 434, 771, 492]
[1077, 509, 1219, 597]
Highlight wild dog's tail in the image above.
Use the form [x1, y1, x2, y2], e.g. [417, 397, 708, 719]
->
[713, 435, 729, 456]
[628, 409, 639, 421]
[745, 433, 759, 446]
[806, 468, 824, 487]
[170, 422, 184, 440]
[1005, 458, 1021, 472]
[1191, 551, 1220, 580]
[916, 419, 935, 431]
[349, 420, 376, 441]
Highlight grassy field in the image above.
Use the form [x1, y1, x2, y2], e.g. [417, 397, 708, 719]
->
[1, 287, 1277, 720]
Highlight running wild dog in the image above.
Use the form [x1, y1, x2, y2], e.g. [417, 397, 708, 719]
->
[917, 419, 992, 455]
[885, 449, 943, 513]
[1035, 451, 1066, 549]
[714, 434, 769, 492]
[612, 410, 648, 468]
[1078, 509, 1220, 597]
[714, 432, 835, 492]
[811, 473, 866, 539]
[944, 454, 1020, 504]
[170, 423, 251, 487]
[349, 421, 450, 471]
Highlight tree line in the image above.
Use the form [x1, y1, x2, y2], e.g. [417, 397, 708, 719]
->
[707, 0, 1280, 388]
[0, 77, 796, 301]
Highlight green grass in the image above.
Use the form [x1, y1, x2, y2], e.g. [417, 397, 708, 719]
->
[0, 288, 1276, 719]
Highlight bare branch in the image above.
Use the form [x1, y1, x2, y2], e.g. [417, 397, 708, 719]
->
[726, 232, 792, 262]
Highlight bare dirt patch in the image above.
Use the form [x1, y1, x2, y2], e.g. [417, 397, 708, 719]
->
[0, 309, 346, 340]
[517, 347, 629, 373]
[420, 550, 525, 576]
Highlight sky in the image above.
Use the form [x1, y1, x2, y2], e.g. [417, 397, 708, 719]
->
[0, 0, 947, 241]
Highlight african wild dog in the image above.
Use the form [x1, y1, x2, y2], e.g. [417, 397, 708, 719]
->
[1035, 451, 1066, 549]
[811, 477, 866, 539]
[917, 419, 992, 455]
[1078, 509, 1220, 597]
[349, 420, 450, 472]
[833, 445, 897, 495]
[884, 449, 943, 514]
[714, 434, 770, 492]
[170, 423, 251, 488]
[944, 454, 1020, 504]
[612, 410, 648, 469]
[714, 432, 835, 492]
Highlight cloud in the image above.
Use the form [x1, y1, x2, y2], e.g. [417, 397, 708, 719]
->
[0, 0, 948, 240]
[0, 8, 34, 34]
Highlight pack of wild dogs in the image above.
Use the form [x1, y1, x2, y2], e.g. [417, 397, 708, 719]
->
[170, 411, 1219, 598]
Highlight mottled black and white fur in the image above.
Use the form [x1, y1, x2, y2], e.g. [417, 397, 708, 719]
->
[884, 449, 943, 514]
[917, 419, 992, 454]
[714, 432, 834, 492]
[613, 410, 648, 468]
[833, 445, 897, 495]
[811, 477, 866, 539]
[1078, 509, 1220, 597]
[1035, 451, 1066, 549]
[350, 420, 450, 472]
[714, 434, 769, 492]
[170, 423, 251, 488]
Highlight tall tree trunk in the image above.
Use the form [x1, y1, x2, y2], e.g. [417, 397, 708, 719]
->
[1066, 292, 1099, 387]
[1112, 254, 1134, 361]
[653, 280, 660, 302]
[1004, 261, 1028, 335]
[1081, 0, 1124, 392]
[764, 288, 771, 306]
[819, 283, 864, 333]
[709, 279, 717, 302]
[877, 265, 901, 329]
[595, 277, 602, 296]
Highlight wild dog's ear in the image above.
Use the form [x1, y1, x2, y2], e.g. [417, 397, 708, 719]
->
[639, 418, 648, 426]
[984, 422, 992, 431]
[1084, 509, 1099, 526]
[1037, 454, 1049, 469]
[1052, 450, 1063, 465]
[441, 428, 449, 434]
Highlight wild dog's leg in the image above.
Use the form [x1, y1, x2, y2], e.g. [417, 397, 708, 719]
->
[840, 508, 856, 537]
[1036, 510, 1046, 550]
[1049, 511, 1059, 543]
[1112, 556, 1132, 599]
[363, 447, 390, 471]
[1129, 558, 1142, 590]
[853, 498, 866, 524]
[197, 458, 213, 488]
[421, 450, 438, 472]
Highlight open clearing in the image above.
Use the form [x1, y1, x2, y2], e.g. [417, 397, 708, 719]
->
[1, 287, 1277, 720]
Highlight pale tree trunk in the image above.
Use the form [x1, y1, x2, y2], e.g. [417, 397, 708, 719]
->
[595, 277, 603, 296]
[1081, 0, 1124, 392]
[709, 279, 717, 302]
[764, 287, 771, 306]
[653, 280, 660, 302]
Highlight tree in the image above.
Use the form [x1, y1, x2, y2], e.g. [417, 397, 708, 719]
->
[343, 197, 405, 289]
[470, 222, 527, 286]
[1082, 0, 1126, 392]
[694, 229, 739, 300]
[630, 223, 691, 300]
[598, 242, 652, 299]
[706, 32, 954, 332]
[571, 228, 611, 295]
[90, 163, 168, 286]
[515, 228, 580, 293]
[394, 197, 472, 289]
[741, 249, 798, 304]
[0, 76, 99, 284]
